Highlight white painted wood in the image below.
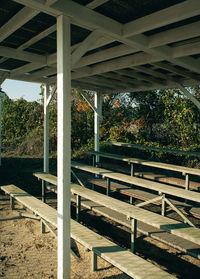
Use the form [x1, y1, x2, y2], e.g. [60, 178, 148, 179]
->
[123, 0, 200, 37]
[80, 90, 102, 118]
[1, 184, 176, 279]
[0, 6, 39, 43]
[71, 30, 102, 66]
[0, 90, 6, 166]
[148, 21, 200, 48]
[52, 0, 122, 37]
[10, 62, 46, 78]
[44, 84, 50, 173]
[94, 92, 102, 165]
[178, 84, 200, 110]
[47, 85, 57, 107]
[0, 46, 47, 64]
[86, 0, 109, 9]
[57, 15, 71, 279]
[18, 24, 56, 50]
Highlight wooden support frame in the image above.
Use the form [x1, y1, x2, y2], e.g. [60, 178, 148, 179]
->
[164, 197, 195, 227]
[106, 178, 111, 196]
[76, 195, 81, 222]
[57, 15, 71, 279]
[94, 92, 102, 166]
[131, 218, 137, 254]
[91, 251, 98, 272]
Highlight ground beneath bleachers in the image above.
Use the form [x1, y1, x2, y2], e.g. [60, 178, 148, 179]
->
[1, 193, 200, 279]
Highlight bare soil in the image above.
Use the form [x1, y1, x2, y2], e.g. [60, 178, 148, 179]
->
[0, 194, 130, 279]
[1, 193, 200, 279]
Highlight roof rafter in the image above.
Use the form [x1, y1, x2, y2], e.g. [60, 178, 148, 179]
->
[71, 30, 102, 66]
[51, 0, 200, 74]
[0, 6, 39, 43]
[123, 0, 200, 37]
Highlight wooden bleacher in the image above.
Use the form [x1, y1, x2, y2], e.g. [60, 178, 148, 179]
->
[0, 184, 176, 279]
[33, 172, 200, 258]
[71, 161, 200, 204]
[87, 150, 200, 179]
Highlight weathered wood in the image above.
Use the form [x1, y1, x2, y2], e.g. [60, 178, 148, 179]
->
[48, 184, 200, 259]
[87, 150, 200, 175]
[71, 161, 200, 203]
[1, 184, 176, 279]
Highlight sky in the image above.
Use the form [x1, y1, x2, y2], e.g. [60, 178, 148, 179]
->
[1, 79, 42, 102]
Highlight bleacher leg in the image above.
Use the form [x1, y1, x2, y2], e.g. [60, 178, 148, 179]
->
[76, 195, 81, 222]
[106, 178, 110, 196]
[41, 220, 45, 233]
[10, 196, 14, 210]
[131, 163, 134, 176]
[185, 174, 190, 191]
[161, 194, 166, 216]
[91, 251, 97, 272]
[131, 218, 137, 254]
[42, 180, 46, 203]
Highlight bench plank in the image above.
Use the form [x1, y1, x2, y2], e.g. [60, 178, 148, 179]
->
[71, 161, 200, 203]
[88, 150, 200, 176]
[1, 184, 175, 279]
[46, 183, 200, 259]
[33, 173, 200, 246]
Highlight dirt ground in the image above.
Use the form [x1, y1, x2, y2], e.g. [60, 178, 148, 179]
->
[0, 193, 130, 279]
[1, 193, 200, 279]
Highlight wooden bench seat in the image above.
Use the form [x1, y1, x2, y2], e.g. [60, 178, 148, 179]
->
[0, 184, 176, 279]
[46, 183, 200, 259]
[87, 150, 200, 177]
[33, 172, 200, 246]
[71, 161, 200, 204]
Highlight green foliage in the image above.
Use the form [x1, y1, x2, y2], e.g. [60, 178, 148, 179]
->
[1, 86, 200, 166]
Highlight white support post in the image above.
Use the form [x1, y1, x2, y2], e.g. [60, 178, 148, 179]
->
[44, 84, 50, 174]
[0, 89, 6, 166]
[94, 92, 102, 166]
[0, 96, 2, 167]
[57, 15, 71, 279]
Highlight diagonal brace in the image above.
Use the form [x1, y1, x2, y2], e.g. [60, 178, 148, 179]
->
[80, 90, 103, 119]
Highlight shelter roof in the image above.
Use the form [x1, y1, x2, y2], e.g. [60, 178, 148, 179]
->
[0, 0, 200, 93]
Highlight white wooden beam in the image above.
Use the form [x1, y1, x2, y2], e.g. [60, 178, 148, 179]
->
[86, 0, 109, 9]
[80, 90, 102, 119]
[52, 0, 122, 37]
[47, 85, 57, 107]
[19, 24, 56, 51]
[148, 21, 200, 48]
[0, 72, 9, 86]
[154, 62, 199, 81]
[10, 62, 46, 78]
[123, 0, 200, 37]
[0, 90, 6, 166]
[0, 46, 47, 64]
[0, 7, 39, 43]
[94, 91, 102, 164]
[178, 84, 200, 110]
[44, 84, 50, 173]
[57, 15, 71, 279]
[71, 30, 102, 66]
[51, 0, 200, 74]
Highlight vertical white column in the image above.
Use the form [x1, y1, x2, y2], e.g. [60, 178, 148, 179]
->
[57, 15, 71, 279]
[94, 92, 102, 165]
[0, 96, 2, 166]
[44, 84, 49, 173]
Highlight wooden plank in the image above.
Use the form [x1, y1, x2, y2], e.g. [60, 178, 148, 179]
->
[87, 150, 200, 176]
[0, 184, 175, 279]
[71, 161, 200, 203]
[33, 171, 200, 244]
[107, 142, 200, 158]
[70, 184, 200, 246]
